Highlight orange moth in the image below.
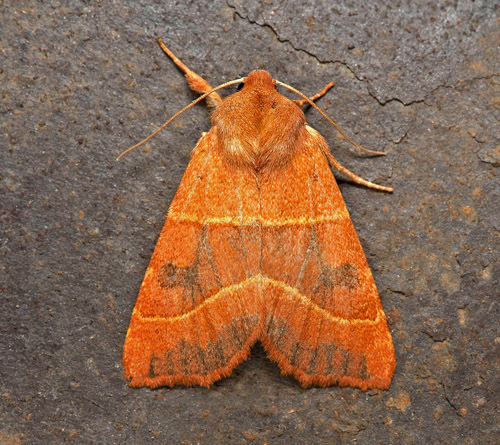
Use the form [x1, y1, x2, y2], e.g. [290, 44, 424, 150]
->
[120, 38, 396, 390]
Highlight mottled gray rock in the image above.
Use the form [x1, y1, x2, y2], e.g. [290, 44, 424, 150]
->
[0, 0, 498, 443]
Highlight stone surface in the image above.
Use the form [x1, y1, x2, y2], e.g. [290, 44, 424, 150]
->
[1, 1, 498, 443]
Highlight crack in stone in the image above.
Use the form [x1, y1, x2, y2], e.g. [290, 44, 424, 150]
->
[468, 134, 486, 145]
[366, 70, 497, 109]
[444, 394, 463, 418]
[421, 330, 448, 344]
[387, 286, 408, 297]
[430, 119, 499, 166]
[367, 91, 426, 107]
[227, 1, 500, 108]
[226, 2, 366, 82]
[369, 73, 500, 106]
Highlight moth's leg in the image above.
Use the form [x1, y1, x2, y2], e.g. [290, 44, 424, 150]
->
[156, 38, 223, 112]
[323, 148, 393, 193]
[294, 82, 335, 108]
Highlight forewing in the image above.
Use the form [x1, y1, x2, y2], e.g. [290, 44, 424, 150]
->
[259, 126, 395, 390]
[123, 131, 263, 388]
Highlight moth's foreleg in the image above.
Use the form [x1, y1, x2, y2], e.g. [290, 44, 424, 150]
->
[294, 82, 335, 108]
[156, 38, 223, 112]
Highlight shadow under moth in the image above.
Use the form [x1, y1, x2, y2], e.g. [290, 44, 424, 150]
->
[121, 38, 396, 390]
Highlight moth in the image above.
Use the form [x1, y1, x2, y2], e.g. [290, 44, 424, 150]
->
[121, 39, 396, 390]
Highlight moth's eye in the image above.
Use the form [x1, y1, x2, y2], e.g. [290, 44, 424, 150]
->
[236, 82, 244, 92]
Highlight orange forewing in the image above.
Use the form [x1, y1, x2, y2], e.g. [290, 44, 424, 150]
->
[259, 127, 395, 390]
[123, 132, 263, 388]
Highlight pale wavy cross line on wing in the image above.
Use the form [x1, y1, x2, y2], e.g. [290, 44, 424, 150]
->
[133, 274, 384, 325]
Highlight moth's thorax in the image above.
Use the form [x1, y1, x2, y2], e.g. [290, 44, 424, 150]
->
[212, 70, 306, 172]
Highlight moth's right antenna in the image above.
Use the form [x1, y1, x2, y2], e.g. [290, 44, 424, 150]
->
[276, 80, 387, 156]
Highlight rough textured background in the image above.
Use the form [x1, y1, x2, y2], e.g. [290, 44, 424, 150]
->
[1, 0, 499, 443]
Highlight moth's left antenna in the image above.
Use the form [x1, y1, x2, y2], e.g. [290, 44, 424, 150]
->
[117, 78, 244, 160]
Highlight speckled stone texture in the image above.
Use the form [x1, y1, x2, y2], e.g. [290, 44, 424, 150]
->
[1, 1, 498, 443]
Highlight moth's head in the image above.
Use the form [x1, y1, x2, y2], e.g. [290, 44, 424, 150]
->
[241, 70, 275, 90]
